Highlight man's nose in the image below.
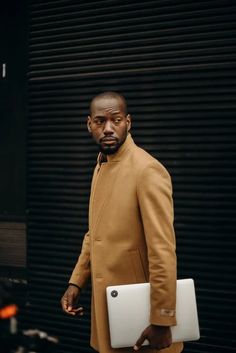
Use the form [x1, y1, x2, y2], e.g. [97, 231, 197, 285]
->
[103, 120, 114, 134]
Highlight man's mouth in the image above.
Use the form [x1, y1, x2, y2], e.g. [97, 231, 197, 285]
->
[101, 137, 117, 143]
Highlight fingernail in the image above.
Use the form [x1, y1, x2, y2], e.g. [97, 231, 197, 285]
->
[133, 345, 138, 351]
[68, 306, 72, 311]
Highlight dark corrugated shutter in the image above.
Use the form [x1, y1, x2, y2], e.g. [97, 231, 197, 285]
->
[22, 1, 236, 353]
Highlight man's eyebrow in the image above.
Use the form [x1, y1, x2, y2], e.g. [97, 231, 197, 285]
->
[92, 115, 105, 120]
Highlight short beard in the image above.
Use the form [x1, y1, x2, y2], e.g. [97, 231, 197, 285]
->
[98, 143, 121, 155]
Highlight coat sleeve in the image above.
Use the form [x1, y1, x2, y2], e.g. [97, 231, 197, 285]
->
[69, 232, 91, 288]
[137, 161, 177, 327]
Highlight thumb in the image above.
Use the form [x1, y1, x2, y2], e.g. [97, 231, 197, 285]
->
[134, 332, 146, 351]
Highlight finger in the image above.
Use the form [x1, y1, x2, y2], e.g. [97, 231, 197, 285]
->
[65, 309, 77, 316]
[63, 306, 84, 316]
[134, 333, 146, 351]
[70, 306, 84, 316]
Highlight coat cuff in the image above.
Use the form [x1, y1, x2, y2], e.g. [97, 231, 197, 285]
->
[150, 309, 177, 326]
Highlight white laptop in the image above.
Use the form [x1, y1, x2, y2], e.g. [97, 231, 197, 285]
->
[106, 278, 200, 348]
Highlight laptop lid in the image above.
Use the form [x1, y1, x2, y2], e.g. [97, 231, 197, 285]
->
[106, 278, 200, 348]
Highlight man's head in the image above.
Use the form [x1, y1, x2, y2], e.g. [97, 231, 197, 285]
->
[87, 91, 131, 155]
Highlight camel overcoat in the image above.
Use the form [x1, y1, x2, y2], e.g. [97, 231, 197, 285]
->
[69, 134, 183, 353]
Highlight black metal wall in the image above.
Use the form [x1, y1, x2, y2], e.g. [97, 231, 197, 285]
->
[23, 1, 236, 353]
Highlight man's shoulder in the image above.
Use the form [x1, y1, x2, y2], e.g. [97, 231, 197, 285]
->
[129, 143, 170, 178]
[132, 143, 155, 163]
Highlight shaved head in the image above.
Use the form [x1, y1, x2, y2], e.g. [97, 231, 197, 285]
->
[89, 91, 128, 116]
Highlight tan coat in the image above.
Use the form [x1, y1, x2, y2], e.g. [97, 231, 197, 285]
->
[70, 135, 183, 353]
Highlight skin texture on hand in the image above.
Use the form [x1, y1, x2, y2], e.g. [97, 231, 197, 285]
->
[134, 325, 172, 351]
[61, 285, 84, 316]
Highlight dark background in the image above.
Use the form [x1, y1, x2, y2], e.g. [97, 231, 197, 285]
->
[1, 1, 236, 353]
[0, 0, 27, 279]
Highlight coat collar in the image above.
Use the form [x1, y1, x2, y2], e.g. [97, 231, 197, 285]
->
[97, 133, 134, 164]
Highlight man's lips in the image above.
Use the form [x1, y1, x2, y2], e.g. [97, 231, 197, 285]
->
[101, 137, 117, 144]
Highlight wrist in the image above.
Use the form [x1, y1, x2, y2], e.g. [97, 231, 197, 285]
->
[151, 324, 171, 330]
[68, 283, 81, 291]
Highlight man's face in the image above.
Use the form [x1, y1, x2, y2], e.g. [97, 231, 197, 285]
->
[87, 97, 131, 155]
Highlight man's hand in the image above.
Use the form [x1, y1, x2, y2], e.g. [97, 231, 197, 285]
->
[134, 325, 172, 351]
[61, 285, 84, 316]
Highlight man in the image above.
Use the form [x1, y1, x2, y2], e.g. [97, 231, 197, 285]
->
[61, 92, 183, 353]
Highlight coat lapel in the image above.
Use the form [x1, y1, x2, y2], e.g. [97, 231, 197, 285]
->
[89, 162, 120, 236]
[89, 135, 133, 236]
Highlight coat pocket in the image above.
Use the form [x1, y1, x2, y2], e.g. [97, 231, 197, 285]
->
[129, 249, 147, 282]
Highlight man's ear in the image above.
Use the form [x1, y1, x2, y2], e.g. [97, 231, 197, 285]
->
[87, 116, 92, 133]
[126, 114, 132, 132]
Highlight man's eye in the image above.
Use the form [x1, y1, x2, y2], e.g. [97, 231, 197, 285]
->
[114, 118, 122, 124]
[94, 119, 104, 125]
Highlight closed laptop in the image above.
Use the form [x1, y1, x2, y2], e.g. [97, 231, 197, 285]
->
[106, 278, 200, 348]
